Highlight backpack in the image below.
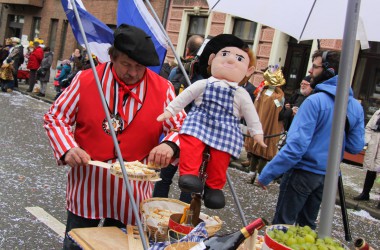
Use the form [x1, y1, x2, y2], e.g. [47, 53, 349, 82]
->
[17, 47, 24, 65]
[170, 57, 202, 95]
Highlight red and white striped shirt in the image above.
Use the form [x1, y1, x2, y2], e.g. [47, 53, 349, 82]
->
[44, 62, 185, 224]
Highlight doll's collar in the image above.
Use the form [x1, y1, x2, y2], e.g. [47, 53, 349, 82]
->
[209, 76, 239, 87]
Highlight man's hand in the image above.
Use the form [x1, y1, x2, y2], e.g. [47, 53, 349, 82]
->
[148, 143, 174, 168]
[254, 134, 267, 148]
[292, 106, 299, 116]
[64, 147, 91, 168]
[256, 180, 267, 190]
[157, 111, 173, 122]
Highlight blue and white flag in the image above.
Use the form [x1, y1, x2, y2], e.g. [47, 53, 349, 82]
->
[117, 0, 168, 73]
[61, 0, 113, 63]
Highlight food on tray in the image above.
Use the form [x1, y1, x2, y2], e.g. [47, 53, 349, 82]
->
[111, 161, 160, 181]
[113, 161, 155, 175]
[141, 198, 223, 243]
[147, 161, 161, 170]
[148, 207, 173, 226]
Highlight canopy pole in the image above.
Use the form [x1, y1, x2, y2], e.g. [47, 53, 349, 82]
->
[70, 1, 148, 249]
[145, 0, 192, 87]
[319, 0, 361, 238]
[226, 172, 248, 226]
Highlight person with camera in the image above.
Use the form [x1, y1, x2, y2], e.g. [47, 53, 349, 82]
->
[36, 47, 53, 97]
[257, 50, 365, 229]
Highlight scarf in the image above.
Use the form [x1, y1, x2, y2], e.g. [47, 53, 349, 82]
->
[111, 66, 143, 122]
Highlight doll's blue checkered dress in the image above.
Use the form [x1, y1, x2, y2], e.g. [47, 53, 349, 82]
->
[180, 80, 243, 158]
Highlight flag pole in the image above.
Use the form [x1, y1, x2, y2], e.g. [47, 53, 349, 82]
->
[69, 1, 148, 249]
[144, 0, 192, 87]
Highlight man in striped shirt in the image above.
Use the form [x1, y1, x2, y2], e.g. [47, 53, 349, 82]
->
[44, 24, 185, 249]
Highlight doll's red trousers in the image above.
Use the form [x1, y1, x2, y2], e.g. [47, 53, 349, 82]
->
[178, 134, 231, 189]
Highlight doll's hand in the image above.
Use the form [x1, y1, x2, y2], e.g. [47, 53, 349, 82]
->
[254, 134, 267, 148]
[157, 111, 173, 122]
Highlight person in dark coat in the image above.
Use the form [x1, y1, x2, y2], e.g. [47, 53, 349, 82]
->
[241, 80, 256, 103]
[280, 75, 313, 131]
[8, 37, 24, 88]
[37, 47, 53, 97]
[0, 38, 12, 63]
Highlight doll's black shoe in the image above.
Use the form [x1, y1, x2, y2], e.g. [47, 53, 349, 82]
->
[178, 175, 203, 193]
[203, 186, 225, 209]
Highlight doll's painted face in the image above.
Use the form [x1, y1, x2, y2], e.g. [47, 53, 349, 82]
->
[208, 46, 255, 83]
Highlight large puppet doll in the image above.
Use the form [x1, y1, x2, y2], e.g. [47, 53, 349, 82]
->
[157, 34, 266, 209]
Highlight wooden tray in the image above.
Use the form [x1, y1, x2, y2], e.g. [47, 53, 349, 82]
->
[68, 226, 149, 250]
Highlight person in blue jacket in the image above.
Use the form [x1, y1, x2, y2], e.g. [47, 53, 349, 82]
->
[53, 59, 71, 100]
[257, 50, 365, 229]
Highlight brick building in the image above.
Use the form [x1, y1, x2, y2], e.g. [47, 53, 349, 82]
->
[0, 0, 379, 120]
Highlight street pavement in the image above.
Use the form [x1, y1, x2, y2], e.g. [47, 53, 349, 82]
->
[0, 80, 378, 249]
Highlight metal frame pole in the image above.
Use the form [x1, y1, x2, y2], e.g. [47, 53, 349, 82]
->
[70, 1, 148, 248]
[338, 174, 352, 241]
[226, 171, 248, 226]
[319, 0, 361, 238]
[144, 0, 192, 88]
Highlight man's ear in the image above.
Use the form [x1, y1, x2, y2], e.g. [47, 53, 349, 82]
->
[246, 66, 255, 77]
[208, 53, 216, 65]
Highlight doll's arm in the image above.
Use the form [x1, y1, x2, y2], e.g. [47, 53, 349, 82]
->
[157, 80, 206, 121]
[239, 90, 266, 148]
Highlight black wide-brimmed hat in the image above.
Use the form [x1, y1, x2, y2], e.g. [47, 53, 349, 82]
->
[113, 24, 160, 66]
[198, 34, 248, 78]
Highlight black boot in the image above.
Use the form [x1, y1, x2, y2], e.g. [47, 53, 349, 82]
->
[246, 156, 259, 184]
[256, 158, 268, 175]
[203, 186, 225, 209]
[178, 175, 203, 193]
[353, 170, 377, 201]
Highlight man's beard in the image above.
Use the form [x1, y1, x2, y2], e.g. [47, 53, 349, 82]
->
[311, 71, 332, 88]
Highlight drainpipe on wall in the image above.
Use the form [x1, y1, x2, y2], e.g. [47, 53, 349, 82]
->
[0, 4, 3, 28]
[162, 0, 170, 27]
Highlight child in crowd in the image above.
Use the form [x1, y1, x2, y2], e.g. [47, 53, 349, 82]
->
[0, 58, 15, 92]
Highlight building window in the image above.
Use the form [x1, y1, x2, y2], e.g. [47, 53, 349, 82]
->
[187, 16, 207, 40]
[48, 19, 59, 51]
[58, 20, 69, 60]
[30, 17, 41, 41]
[232, 18, 257, 48]
[7, 15, 24, 38]
[352, 42, 380, 123]
[10, 15, 24, 24]
[184, 16, 207, 56]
